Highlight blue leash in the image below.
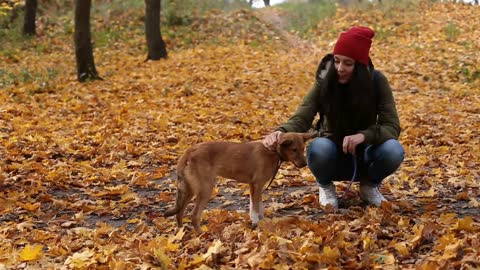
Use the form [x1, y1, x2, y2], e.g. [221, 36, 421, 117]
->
[340, 154, 358, 200]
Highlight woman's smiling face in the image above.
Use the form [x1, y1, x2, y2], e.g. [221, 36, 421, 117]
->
[334, 54, 355, 84]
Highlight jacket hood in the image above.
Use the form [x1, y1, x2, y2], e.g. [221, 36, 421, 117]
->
[315, 53, 375, 84]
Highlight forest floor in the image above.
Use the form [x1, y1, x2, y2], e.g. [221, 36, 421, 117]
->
[1, 1, 479, 269]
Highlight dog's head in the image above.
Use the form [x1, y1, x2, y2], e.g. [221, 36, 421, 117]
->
[276, 132, 315, 168]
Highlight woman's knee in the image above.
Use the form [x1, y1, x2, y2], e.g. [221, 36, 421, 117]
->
[379, 139, 405, 167]
[307, 137, 337, 165]
[367, 140, 404, 184]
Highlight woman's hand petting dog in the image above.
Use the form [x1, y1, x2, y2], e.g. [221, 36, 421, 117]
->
[266, 132, 364, 155]
[263, 131, 282, 151]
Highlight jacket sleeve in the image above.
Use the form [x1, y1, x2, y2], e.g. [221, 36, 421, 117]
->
[360, 71, 401, 145]
[277, 80, 322, 133]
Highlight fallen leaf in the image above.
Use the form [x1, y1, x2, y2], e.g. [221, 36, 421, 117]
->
[19, 244, 43, 261]
[453, 216, 477, 232]
[18, 202, 41, 211]
[203, 239, 224, 259]
[64, 249, 96, 268]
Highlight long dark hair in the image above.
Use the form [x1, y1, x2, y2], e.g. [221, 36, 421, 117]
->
[320, 61, 377, 142]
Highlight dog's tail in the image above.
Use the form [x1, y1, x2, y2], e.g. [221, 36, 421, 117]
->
[164, 153, 189, 217]
[164, 189, 182, 217]
[164, 176, 186, 217]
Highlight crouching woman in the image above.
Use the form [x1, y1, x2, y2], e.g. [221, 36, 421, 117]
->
[263, 26, 404, 208]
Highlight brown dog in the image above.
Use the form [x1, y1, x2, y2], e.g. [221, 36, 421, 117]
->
[164, 132, 314, 232]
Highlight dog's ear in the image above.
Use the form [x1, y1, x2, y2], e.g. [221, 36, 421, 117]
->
[280, 139, 293, 147]
[303, 133, 316, 142]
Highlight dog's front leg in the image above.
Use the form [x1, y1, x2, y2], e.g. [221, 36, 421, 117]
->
[249, 184, 264, 225]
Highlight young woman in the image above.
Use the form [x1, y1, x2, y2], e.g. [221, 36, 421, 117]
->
[263, 26, 404, 209]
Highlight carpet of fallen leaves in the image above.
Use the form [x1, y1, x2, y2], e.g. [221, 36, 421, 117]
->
[1, 1, 479, 269]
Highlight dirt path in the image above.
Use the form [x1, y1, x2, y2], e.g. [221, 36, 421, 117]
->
[254, 7, 315, 52]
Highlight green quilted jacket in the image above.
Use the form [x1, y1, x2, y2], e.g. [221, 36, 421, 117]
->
[278, 54, 401, 146]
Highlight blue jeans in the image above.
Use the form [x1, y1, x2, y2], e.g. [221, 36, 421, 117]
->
[306, 137, 404, 185]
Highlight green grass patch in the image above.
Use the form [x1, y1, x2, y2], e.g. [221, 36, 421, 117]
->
[0, 66, 59, 89]
[346, 0, 418, 12]
[276, 0, 336, 38]
[94, 26, 127, 48]
[162, 0, 250, 26]
[374, 26, 395, 40]
[164, 0, 250, 15]
[444, 21, 460, 42]
[0, 9, 26, 48]
[0, 0, 254, 51]
[460, 67, 480, 83]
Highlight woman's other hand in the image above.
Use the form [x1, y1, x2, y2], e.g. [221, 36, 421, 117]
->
[342, 133, 365, 154]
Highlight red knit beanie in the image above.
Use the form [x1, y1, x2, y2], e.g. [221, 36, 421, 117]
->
[333, 26, 375, 66]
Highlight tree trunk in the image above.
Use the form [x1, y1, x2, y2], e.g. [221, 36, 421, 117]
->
[145, 0, 168, 60]
[23, 0, 37, 36]
[74, 0, 101, 82]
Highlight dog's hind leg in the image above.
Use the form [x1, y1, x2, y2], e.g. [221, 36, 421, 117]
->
[191, 178, 215, 233]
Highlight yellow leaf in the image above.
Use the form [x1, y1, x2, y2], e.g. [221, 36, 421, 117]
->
[102, 245, 117, 257]
[119, 192, 138, 203]
[19, 244, 43, 261]
[203, 240, 224, 259]
[453, 216, 477, 232]
[395, 242, 409, 256]
[274, 236, 292, 245]
[74, 211, 85, 221]
[468, 197, 480, 207]
[153, 248, 171, 267]
[126, 218, 140, 224]
[197, 265, 214, 270]
[211, 187, 219, 198]
[104, 184, 129, 194]
[49, 246, 68, 257]
[18, 202, 41, 211]
[169, 227, 186, 242]
[91, 185, 129, 197]
[177, 258, 187, 270]
[439, 213, 457, 224]
[64, 249, 96, 268]
[166, 242, 179, 252]
[363, 236, 374, 250]
[419, 187, 436, 197]
[417, 261, 441, 270]
[156, 117, 169, 131]
[441, 240, 462, 260]
[190, 254, 204, 266]
[322, 246, 340, 263]
[408, 224, 424, 245]
[435, 233, 457, 251]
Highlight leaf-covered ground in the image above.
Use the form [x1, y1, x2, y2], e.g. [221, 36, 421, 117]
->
[1, 1, 479, 269]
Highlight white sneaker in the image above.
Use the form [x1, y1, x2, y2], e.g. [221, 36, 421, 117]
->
[360, 184, 387, 207]
[318, 183, 338, 209]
